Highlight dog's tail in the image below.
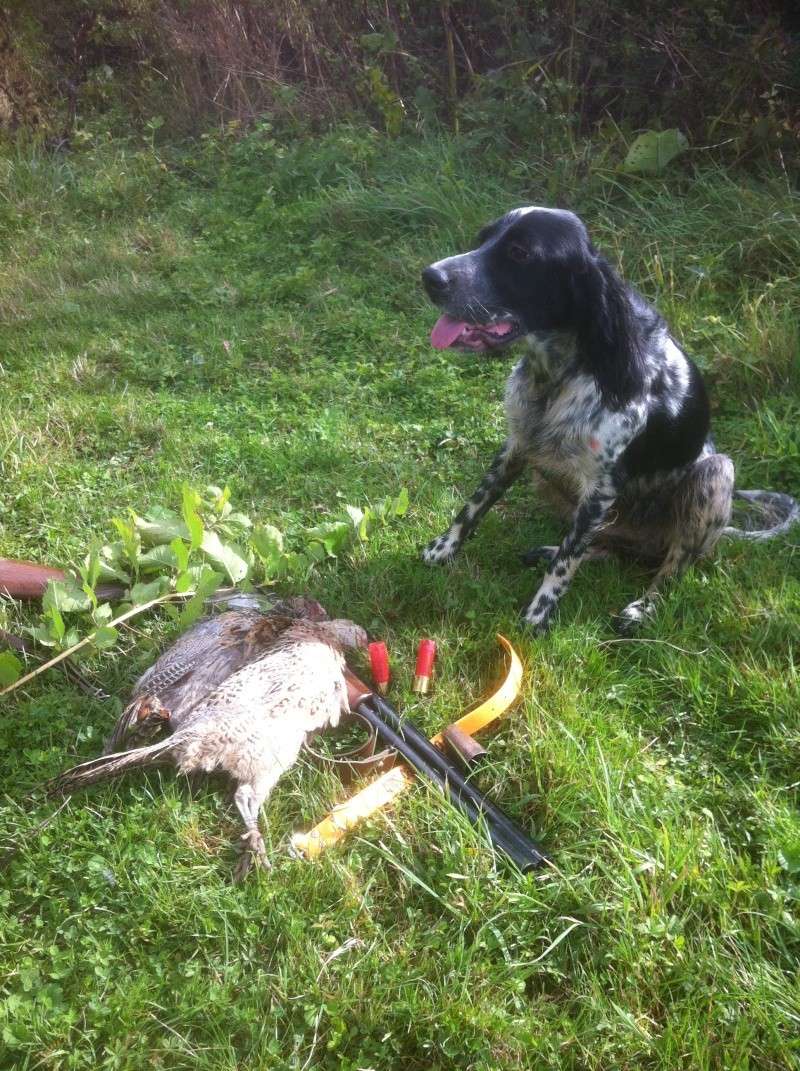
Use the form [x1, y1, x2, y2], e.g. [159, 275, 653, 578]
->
[723, 489, 799, 542]
[47, 738, 176, 796]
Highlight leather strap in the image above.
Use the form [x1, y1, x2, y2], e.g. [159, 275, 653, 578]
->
[304, 709, 396, 784]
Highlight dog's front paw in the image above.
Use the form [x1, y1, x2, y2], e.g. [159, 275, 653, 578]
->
[422, 532, 461, 566]
[521, 595, 555, 635]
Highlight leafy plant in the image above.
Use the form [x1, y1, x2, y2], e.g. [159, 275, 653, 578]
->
[364, 66, 405, 136]
[622, 129, 689, 176]
[0, 483, 409, 680]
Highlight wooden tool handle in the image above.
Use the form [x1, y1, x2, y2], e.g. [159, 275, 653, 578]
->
[0, 558, 124, 602]
[0, 559, 66, 599]
[344, 666, 373, 711]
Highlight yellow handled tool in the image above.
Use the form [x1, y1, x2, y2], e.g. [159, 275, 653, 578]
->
[291, 634, 523, 859]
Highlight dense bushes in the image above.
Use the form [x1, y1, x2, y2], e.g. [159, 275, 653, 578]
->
[0, 1, 797, 165]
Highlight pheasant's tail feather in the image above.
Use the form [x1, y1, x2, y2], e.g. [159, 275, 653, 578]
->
[723, 489, 800, 542]
[47, 738, 175, 796]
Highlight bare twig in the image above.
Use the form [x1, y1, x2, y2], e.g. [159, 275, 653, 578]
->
[439, 0, 459, 134]
[598, 637, 710, 657]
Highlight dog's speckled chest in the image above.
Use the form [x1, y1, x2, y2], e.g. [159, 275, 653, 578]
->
[504, 335, 647, 506]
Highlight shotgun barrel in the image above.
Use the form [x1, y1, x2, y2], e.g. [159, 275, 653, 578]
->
[353, 698, 542, 871]
[368, 693, 549, 870]
[443, 724, 488, 770]
[344, 667, 548, 871]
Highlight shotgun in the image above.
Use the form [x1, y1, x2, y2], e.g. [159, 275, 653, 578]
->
[344, 667, 549, 872]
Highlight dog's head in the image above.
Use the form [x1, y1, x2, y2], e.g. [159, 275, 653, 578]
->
[422, 207, 590, 352]
[421, 206, 645, 407]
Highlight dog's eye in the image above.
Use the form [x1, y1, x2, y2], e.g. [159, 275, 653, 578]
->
[507, 242, 531, 264]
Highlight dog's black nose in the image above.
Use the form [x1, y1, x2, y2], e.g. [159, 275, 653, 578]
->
[422, 265, 449, 298]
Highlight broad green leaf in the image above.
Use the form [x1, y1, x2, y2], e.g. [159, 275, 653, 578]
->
[622, 129, 688, 175]
[96, 544, 131, 583]
[171, 538, 190, 573]
[29, 624, 57, 648]
[778, 844, 800, 875]
[92, 602, 113, 625]
[211, 485, 231, 515]
[347, 504, 374, 540]
[0, 651, 22, 686]
[201, 530, 248, 583]
[305, 540, 329, 563]
[79, 543, 102, 606]
[134, 510, 188, 546]
[43, 578, 92, 614]
[93, 626, 119, 650]
[182, 485, 204, 553]
[345, 505, 365, 529]
[306, 521, 352, 557]
[175, 570, 194, 594]
[185, 511, 203, 552]
[224, 511, 253, 531]
[251, 524, 283, 558]
[128, 577, 170, 604]
[178, 566, 224, 628]
[195, 567, 224, 599]
[393, 487, 409, 517]
[182, 485, 202, 511]
[111, 514, 142, 570]
[137, 544, 178, 572]
[44, 604, 65, 642]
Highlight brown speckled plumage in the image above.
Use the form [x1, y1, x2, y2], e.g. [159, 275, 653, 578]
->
[51, 618, 367, 878]
[105, 596, 328, 753]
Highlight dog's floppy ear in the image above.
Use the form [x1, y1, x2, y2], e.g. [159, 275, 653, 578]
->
[571, 247, 645, 409]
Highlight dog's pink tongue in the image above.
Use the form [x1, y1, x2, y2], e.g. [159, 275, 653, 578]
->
[430, 314, 468, 350]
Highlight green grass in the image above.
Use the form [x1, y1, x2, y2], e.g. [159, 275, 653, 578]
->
[1, 125, 799, 1070]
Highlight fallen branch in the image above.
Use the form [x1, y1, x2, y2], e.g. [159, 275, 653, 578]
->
[0, 592, 188, 700]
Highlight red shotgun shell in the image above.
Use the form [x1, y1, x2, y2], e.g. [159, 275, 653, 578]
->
[413, 639, 437, 694]
[368, 641, 391, 694]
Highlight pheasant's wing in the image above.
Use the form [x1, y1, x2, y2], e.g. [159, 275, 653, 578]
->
[104, 613, 258, 753]
[104, 646, 223, 752]
[126, 606, 319, 724]
[131, 613, 258, 698]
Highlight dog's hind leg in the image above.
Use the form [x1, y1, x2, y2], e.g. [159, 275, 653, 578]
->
[614, 454, 735, 632]
[423, 441, 525, 564]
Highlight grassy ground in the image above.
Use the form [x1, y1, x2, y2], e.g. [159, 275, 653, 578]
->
[1, 123, 799, 1070]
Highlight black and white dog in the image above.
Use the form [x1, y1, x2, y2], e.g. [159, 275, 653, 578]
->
[421, 207, 798, 633]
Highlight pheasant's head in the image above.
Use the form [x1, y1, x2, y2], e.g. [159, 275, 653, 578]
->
[308, 619, 368, 651]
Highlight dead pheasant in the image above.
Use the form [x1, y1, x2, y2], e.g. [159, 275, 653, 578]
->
[51, 618, 367, 878]
[105, 596, 328, 753]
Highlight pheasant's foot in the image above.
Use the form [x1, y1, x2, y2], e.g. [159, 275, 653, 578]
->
[233, 829, 270, 882]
